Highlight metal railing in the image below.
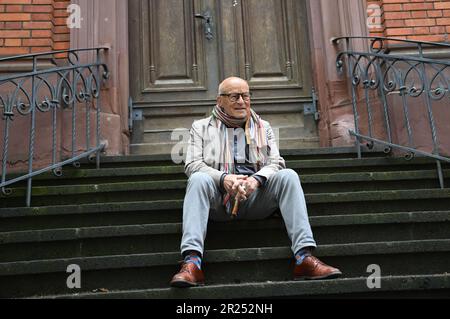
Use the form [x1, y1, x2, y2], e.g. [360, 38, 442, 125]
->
[333, 36, 450, 188]
[0, 47, 109, 207]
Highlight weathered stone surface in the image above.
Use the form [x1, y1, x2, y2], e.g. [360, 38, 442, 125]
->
[1, 149, 450, 298]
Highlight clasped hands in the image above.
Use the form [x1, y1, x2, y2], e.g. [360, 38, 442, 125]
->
[223, 174, 260, 202]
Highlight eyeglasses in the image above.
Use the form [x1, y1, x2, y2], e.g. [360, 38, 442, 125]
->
[220, 92, 252, 102]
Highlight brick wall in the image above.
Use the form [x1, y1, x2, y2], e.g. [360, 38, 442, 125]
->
[2, 0, 449, 58]
[368, 0, 450, 42]
[0, 0, 70, 57]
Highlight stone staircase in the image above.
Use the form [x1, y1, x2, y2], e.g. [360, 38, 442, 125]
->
[1, 147, 450, 298]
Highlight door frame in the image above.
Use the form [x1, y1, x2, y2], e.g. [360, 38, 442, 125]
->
[71, 0, 369, 151]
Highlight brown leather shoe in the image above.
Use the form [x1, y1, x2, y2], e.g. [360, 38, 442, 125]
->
[294, 255, 342, 280]
[170, 262, 205, 288]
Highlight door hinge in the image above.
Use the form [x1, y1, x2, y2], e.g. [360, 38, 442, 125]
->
[303, 88, 320, 121]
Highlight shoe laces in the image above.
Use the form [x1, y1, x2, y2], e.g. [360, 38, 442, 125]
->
[308, 256, 325, 267]
[178, 262, 191, 273]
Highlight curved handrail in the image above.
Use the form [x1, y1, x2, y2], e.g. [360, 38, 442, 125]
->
[331, 36, 450, 48]
[0, 47, 110, 206]
[334, 36, 450, 188]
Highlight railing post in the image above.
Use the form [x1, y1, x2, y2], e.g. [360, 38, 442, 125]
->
[417, 44, 444, 188]
[345, 38, 362, 159]
[86, 80, 91, 155]
[374, 56, 393, 147]
[398, 74, 415, 157]
[1, 97, 12, 196]
[51, 92, 58, 175]
[96, 48, 101, 169]
[71, 58, 81, 169]
[363, 78, 374, 147]
[26, 56, 38, 207]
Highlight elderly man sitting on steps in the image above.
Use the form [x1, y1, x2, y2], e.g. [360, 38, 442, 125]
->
[170, 76, 342, 288]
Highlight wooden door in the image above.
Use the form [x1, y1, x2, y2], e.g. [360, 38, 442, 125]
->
[129, 0, 318, 155]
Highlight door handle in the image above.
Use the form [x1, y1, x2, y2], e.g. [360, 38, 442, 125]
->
[195, 11, 213, 40]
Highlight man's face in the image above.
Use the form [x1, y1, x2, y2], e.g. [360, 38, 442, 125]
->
[217, 79, 251, 119]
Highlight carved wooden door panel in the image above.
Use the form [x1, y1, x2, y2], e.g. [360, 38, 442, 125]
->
[219, 0, 312, 97]
[129, 0, 318, 155]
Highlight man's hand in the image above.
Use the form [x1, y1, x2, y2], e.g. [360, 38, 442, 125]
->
[242, 177, 261, 197]
[223, 175, 247, 197]
[223, 175, 261, 202]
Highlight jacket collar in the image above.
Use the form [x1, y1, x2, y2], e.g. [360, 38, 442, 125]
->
[208, 115, 219, 128]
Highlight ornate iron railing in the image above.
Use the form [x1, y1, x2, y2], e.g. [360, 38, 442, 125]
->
[0, 48, 109, 206]
[333, 36, 450, 188]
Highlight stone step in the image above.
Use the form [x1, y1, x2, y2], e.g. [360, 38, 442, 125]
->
[141, 129, 189, 144]
[3, 170, 450, 207]
[9, 159, 445, 187]
[279, 137, 320, 149]
[80, 156, 447, 175]
[130, 142, 186, 156]
[2, 147, 447, 300]
[134, 111, 319, 154]
[1, 187, 447, 209]
[2, 188, 450, 230]
[10, 170, 450, 197]
[140, 126, 317, 144]
[281, 146, 387, 160]
[130, 137, 321, 156]
[277, 126, 318, 140]
[48, 274, 450, 299]
[1, 239, 449, 298]
[7, 154, 407, 188]
[73, 146, 391, 168]
[284, 157, 447, 175]
[1, 212, 449, 263]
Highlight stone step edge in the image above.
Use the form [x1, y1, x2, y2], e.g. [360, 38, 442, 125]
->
[0, 239, 449, 276]
[29, 157, 444, 180]
[4, 156, 442, 183]
[22, 167, 450, 186]
[2, 211, 450, 244]
[43, 273, 450, 299]
[90, 146, 388, 164]
[68, 156, 450, 171]
[5, 170, 450, 198]
[3, 187, 450, 217]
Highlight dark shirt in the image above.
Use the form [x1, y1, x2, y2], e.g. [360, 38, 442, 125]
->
[219, 128, 267, 191]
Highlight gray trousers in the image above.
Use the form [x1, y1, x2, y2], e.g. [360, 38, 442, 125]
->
[181, 169, 317, 257]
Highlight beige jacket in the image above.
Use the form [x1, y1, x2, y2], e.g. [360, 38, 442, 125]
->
[185, 115, 286, 187]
